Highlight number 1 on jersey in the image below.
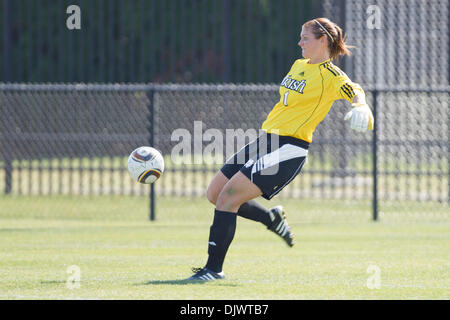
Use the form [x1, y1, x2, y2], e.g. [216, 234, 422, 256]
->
[283, 91, 289, 106]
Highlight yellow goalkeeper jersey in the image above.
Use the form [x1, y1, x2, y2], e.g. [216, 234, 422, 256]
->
[261, 58, 365, 143]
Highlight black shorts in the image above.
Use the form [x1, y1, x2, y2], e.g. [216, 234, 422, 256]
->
[221, 132, 309, 200]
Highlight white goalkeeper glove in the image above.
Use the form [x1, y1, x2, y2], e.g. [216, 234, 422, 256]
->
[344, 103, 374, 132]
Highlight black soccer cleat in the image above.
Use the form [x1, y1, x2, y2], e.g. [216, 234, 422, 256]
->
[267, 205, 295, 247]
[186, 267, 225, 282]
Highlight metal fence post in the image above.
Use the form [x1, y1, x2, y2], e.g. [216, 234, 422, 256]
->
[147, 87, 156, 221]
[1, 97, 13, 195]
[3, 150, 12, 194]
[372, 90, 379, 221]
[3, 0, 13, 194]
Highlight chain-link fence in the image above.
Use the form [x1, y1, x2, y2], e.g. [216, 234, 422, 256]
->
[0, 84, 448, 223]
[323, 0, 449, 87]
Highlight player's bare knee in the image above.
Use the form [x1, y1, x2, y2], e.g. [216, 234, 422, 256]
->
[216, 187, 240, 212]
[206, 172, 228, 205]
[206, 187, 218, 205]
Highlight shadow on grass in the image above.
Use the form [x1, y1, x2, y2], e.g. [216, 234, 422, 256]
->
[40, 280, 67, 285]
[0, 228, 36, 233]
[137, 279, 238, 287]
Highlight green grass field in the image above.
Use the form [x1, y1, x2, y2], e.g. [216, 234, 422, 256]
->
[0, 195, 448, 300]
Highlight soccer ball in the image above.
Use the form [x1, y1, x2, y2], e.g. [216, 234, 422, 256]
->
[127, 146, 164, 184]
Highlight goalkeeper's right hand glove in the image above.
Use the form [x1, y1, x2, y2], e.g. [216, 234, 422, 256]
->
[344, 103, 374, 132]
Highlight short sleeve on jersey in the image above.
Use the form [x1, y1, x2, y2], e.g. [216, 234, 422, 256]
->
[334, 75, 364, 103]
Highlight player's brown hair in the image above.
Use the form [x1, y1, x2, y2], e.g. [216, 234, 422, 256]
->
[303, 18, 354, 60]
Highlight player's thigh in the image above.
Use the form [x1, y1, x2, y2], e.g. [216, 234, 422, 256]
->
[208, 134, 260, 205]
[207, 142, 249, 204]
[216, 171, 263, 212]
[206, 171, 229, 204]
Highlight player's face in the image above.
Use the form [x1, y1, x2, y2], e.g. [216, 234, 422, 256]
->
[298, 27, 326, 60]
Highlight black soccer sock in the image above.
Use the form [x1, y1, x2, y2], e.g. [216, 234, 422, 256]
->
[237, 200, 272, 227]
[205, 209, 237, 273]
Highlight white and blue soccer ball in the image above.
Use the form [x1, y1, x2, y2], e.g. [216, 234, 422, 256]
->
[127, 146, 164, 184]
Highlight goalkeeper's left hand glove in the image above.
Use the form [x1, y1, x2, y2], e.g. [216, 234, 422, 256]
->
[344, 103, 374, 132]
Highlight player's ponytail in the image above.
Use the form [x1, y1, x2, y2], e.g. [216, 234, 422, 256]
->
[303, 18, 354, 60]
[331, 24, 353, 59]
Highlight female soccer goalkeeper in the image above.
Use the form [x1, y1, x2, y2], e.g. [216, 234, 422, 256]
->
[188, 17, 374, 281]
